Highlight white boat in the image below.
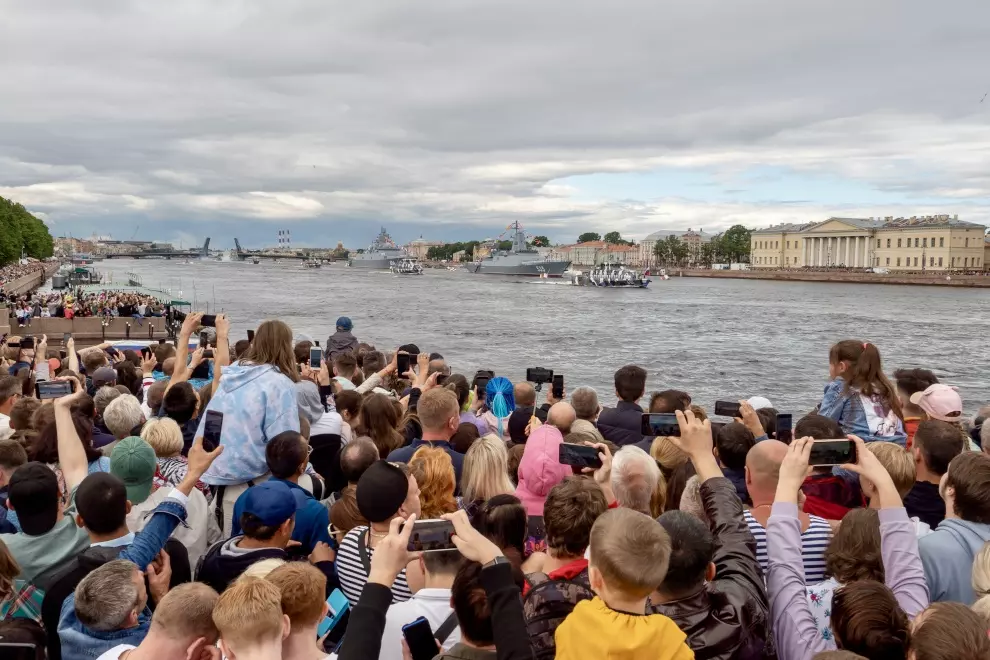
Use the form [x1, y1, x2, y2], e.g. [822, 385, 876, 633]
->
[390, 258, 424, 275]
[251, 257, 260, 265]
[571, 263, 653, 288]
[304, 259, 321, 269]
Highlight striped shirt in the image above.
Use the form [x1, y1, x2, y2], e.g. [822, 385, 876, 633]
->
[744, 509, 832, 583]
[337, 526, 414, 606]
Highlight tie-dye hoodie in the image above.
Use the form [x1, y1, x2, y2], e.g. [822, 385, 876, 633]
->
[196, 363, 300, 485]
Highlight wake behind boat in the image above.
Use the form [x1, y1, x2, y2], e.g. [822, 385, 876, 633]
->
[390, 258, 424, 275]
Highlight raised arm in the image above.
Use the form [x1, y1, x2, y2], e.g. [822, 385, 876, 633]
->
[66, 336, 79, 374]
[33, 334, 49, 381]
[211, 314, 230, 396]
[54, 379, 90, 492]
[167, 312, 202, 392]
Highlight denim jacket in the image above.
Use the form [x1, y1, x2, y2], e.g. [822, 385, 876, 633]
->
[56, 496, 188, 660]
[818, 378, 906, 446]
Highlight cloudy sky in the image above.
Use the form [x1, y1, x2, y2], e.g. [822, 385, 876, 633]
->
[2, 1, 989, 249]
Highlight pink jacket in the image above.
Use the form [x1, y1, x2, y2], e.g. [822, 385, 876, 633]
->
[514, 425, 571, 516]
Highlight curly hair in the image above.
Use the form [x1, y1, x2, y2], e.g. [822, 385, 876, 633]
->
[409, 446, 457, 519]
[824, 508, 883, 584]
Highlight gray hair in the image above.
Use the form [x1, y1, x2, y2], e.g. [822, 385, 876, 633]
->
[75, 560, 141, 631]
[94, 386, 123, 416]
[103, 394, 145, 439]
[611, 445, 661, 515]
[982, 423, 990, 455]
[570, 387, 600, 421]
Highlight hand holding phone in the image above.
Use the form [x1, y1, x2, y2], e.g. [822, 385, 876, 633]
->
[203, 410, 224, 451]
[558, 443, 603, 469]
[809, 439, 857, 466]
[402, 617, 441, 660]
[776, 414, 793, 444]
[200, 315, 217, 328]
[310, 346, 323, 369]
[551, 374, 564, 400]
[396, 352, 411, 376]
[36, 380, 73, 400]
[316, 589, 350, 639]
[641, 413, 680, 437]
[404, 520, 457, 552]
[714, 400, 742, 418]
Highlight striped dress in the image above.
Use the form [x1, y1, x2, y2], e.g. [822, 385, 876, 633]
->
[744, 509, 832, 583]
[337, 526, 414, 606]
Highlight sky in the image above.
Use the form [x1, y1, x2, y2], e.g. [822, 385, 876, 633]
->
[2, 1, 989, 249]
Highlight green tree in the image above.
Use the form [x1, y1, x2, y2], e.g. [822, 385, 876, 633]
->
[577, 232, 601, 243]
[531, 235, 550, 247]
[721, 225, 752, 263]
[603, 231, 623, 245]
[0, 196, 54, 266]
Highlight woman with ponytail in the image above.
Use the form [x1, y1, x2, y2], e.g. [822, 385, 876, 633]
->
[480, 376, 516, 441]
[819, 340, 906, 445]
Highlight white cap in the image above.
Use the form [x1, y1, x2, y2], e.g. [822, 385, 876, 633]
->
[747, 396, 774, 411]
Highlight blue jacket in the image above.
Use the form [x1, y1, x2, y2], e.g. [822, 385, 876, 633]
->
[196, 363, 300, 485]
[919, 518, 990, 605]
[597, 401, 649, 447]
[231, 478, 332, 552]
[819, 378, 906, 446]
[388, 440, 464, 488]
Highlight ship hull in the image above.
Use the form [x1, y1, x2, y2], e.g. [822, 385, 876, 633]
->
[349, 257, 399, 269]
[463, 260, 572, 277]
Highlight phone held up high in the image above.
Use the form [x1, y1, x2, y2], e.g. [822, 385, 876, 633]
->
[525, 367, 553, 384]
[809, 439, 857, 466]
[405, 519, 457, 553]
[36, 380, 73, 400]
[552, 374, 564, 399]
[203, 410, 224, 451]
[558, 443, 602, 469]
[714, 400, 742, 418]
[200, 315, 217, 328]
[641, 413, 680, 437]
[396, 352, 412, 376]
[246, 329, 255, 342]
[310, 346, 323, 369]
[776, 413, 793, 444]
[402, 617, 439, 660]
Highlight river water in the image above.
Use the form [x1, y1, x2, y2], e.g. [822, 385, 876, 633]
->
[97, 259, 990, 417]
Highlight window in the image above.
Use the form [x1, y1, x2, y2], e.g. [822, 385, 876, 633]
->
[977, 258, 981, 267]
[914, 238, 919, 247]
[940, 237, 944, 248]
[930, 236, 935, 246]
[914, 257, 918, 267]
[776, 241, 779, 249]
[930, 257, 934, 267]
[966, 238, 969, 247]
[897, 238, 902, 248]
[785, 256, 789, 264]
[896, 257, 901, 266]
[886, 257, 890, 265]
[965, 257, 969, 267]
[877, 239, 881, 248]
[922, 238, 927, 247]
[952, 257, 956, 266]
[886, 238, 891, 248]
[938, 257, 943, 266]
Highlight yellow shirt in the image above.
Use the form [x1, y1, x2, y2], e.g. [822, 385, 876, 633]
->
[555, 597, 695, 659]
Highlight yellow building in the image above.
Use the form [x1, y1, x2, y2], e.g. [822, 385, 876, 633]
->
[751, 215, 986, 271]
[405, 237, 444, 260]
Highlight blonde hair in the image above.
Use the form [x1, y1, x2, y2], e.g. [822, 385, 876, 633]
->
[409, 446, 457, 519]
[149, 582, 220, 642]
[866, 442, 916, 499]
[590, 508, 671, 599]
[971, 542, 990, 605]
[267, 563, 327, 628]
[416, 388, 459, 432]
[462, 434, 515, 503]
[213, 577, 284, 651]
[140, 417, 184, 458]
[240, 558, 286, 580]
[242, 320, 300, 383]
[650, 436, 689, 471]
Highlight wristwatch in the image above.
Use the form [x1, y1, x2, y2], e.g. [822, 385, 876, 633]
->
[482, 555, 510, 569]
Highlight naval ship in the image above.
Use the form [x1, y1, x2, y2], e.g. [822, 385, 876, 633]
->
[464, 222, 571, 277]
[349, 228, 407, 269]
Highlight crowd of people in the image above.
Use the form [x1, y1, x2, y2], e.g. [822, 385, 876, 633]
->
[0, 262, 48, 290]
[4, 289, 167, 325]
[0, 310, 989, 659]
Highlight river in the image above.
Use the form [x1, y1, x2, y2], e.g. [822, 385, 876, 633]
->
[96, 258, 990, 417]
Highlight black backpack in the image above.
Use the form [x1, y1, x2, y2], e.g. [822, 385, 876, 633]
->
[522, 568, 595, 660]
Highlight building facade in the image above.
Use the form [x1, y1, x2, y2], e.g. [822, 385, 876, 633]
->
[751, 215, 986, 271]
[556, 241, 641, 266]
[405, 237, 444, 260]
[639, 228, 712, 266]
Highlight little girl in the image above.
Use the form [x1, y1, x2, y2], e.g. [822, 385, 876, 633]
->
[819, 340, 906, 445]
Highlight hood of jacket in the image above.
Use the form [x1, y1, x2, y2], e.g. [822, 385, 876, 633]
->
[515, 425, 571, 516]
[555, 597, 691, 660]
[198, 537, 287, 593]
[935, 518, 990, 553]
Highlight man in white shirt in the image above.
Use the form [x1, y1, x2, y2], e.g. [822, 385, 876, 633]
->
[0, 375, 20, 441]
[378, 549, 463, 660]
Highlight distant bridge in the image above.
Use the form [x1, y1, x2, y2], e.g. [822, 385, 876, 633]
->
[104, 238, 212, 260]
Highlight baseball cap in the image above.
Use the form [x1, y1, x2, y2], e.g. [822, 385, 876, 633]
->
[109, 437, 157, 504]
[335, 317, 353, 332]
[241, 481, 297, 527]
[910, 384, 963, 423]
[92, 367, 118, 387]
[356, 461, 410, 523]
[747, 396, 774, 411]
[8, 462, 61, 535]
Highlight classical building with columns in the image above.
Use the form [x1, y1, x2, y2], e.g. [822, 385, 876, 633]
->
[750, 215, 986, 271]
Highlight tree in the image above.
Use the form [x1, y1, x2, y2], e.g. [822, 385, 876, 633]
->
[721, 224, 752, 263]
[577, 232, 601, 243]
[603, 231, 623, 245]
[531, 235, 550, 247]
[0, 196, 54, 266]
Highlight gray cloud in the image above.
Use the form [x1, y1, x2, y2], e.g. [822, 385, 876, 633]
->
[2, 0, 989, 245]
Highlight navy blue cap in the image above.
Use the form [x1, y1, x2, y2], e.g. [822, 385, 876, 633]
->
[241, 480, 297, 526]
[335, 317, 353, 332]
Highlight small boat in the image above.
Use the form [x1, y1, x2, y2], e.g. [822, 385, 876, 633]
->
[251, 257, 260, 265]
[390, 258, 424, 275]
[304, 259, 321, 269]
[571, 263, 652, 288]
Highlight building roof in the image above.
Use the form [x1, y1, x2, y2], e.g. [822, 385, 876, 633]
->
[643, 228, 714, 241]
[879, 215, 984, 230]
[751, 222, 816, 235]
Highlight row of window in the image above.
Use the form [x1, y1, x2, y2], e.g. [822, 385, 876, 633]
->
[757, 255, 982, 267]
[758, 236, 977, 251]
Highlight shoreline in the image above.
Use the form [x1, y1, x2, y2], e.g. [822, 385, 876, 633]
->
[669, 268, 990, 288]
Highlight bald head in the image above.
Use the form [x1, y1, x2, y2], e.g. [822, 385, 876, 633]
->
[548, 402, 576, 434]
[514, 382, 536, 407]
[745, 440, 789, 495]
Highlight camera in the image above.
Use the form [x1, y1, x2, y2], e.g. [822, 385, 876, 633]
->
[526, 367, 554, 385]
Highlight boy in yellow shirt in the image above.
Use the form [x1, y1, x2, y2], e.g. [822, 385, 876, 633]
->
[555, 507, 694, 659]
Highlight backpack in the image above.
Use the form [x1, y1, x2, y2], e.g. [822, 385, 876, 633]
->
[522, 568, 595, 660]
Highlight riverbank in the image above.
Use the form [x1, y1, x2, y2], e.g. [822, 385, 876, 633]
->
[1, 262, 60, 296]
[673, 268, 990, 288]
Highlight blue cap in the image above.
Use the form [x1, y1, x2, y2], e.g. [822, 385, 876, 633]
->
[335, 316, 353, 332]
[241, 481, 297, 526]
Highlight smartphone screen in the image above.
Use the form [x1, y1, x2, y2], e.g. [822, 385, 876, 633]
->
[310, 346, 323, 369]
[316, 589, 350, 638]
[402, 617, 439, 660]
[247, 329, 255, 342]
[396, 352, 411, 375]
[776, 414, 793, 444]
[714, 400, 742, 418]
[62, 332, 72, 345]
[641, 413, 680, 437]
[475, 376, 490, 401]
[200, 315, 217, 328]
[203, 410, 224, 450]
[558, 443, 602, 469]
[525, 367, 553, 384]
[199, 331, 209, 347]
[405, 519, 456, 552]
[36, 381, 73, 400]
[552, 374, 564, 399]
[809, 439, 856, 466]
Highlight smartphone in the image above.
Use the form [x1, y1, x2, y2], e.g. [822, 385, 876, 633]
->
[396, 352, 411, 375]
[202, 350, 214, 359]
[203, 410, 224, 450]
[405, 519, 456, 552]
[552, 374, 564, 399]
[200, 314, 217, 328]
[316, 589, 350, 638]
[247, 329, 255, 342]
[776, 414, 793, 444]
[525, 367, 553, 384]
[140, 346, 151, 359]
[158, 338, 166, 344]
[0, 643, 38, 660]
[809, 439, 857, 466]
[310, 346, 323, 369]
[714, 400, 742, 418]
[402, 617, 439, 660]
[558, 443, 603, 469]
[710, 421, 727, 437]
[62, 332, 72, 345]
[475, 376, 490, 401]
[104, 346, 118, 358]
[641, 413, 680, 437]
[199, 331, 209, 347]
[36, 380, 73, 400]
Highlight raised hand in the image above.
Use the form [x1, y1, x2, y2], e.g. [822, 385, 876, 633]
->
[180, 312, 204, 338]
[368, 514, 421, 587]
[775, 436, 813, 505]
[443, 509, 503, 565]
[185, 436, 224, 480]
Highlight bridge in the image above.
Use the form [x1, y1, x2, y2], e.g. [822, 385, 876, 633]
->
[104, 239, 212, 260]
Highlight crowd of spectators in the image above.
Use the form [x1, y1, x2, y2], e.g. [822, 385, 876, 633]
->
[5, 289, 166, 325]
[0, 311, 988, 659]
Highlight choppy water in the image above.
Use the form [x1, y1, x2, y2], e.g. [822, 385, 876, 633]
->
[98, 259, 990, 417]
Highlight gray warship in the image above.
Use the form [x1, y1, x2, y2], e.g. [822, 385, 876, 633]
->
[464, 222, 571, 277]
[349, 227, 406, 269]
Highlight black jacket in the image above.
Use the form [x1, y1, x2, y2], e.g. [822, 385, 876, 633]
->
[596, 401, 648, 447]
[650, 477, 775, 660]
[196, 538, 338, 595]
[508, 405, 549, 444]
